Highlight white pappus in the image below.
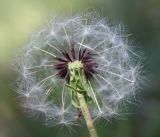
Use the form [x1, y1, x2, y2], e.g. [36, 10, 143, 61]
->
[16, 11, 142, 128]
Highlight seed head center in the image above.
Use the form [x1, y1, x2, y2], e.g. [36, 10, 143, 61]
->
[68, 60, 83, 71]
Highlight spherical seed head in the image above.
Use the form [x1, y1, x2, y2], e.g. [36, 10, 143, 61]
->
[16, 11, 142, 127]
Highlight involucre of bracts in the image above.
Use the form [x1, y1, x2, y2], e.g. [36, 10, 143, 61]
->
[16, 11, 142, 127]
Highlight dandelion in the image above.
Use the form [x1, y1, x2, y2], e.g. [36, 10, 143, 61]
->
[16, 11, 141, 137]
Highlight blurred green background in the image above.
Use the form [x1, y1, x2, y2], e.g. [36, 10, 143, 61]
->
[0, 0, 160, 137]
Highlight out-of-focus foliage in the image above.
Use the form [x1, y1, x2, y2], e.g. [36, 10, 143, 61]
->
[0, 0, 160, 137]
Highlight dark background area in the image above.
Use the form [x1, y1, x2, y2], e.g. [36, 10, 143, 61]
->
[0, 0, 160, 137]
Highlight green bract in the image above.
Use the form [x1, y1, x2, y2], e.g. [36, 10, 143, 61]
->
[68, 60, 101, 111]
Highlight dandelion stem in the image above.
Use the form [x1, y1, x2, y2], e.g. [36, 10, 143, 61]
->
[68, 61, 99, 137]
[77, 92, 98, 137]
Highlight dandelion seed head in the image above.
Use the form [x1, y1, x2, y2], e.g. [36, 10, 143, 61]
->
[16, 11, 142, 127]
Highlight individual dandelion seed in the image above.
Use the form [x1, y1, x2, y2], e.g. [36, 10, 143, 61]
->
[16, 11, 142, 137]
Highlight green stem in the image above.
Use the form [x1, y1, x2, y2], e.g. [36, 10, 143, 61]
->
[68, 60, 99, 137]
[77, 92, 98, 137]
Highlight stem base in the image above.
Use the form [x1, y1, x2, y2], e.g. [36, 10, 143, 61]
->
[77, 93, 98, 137]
